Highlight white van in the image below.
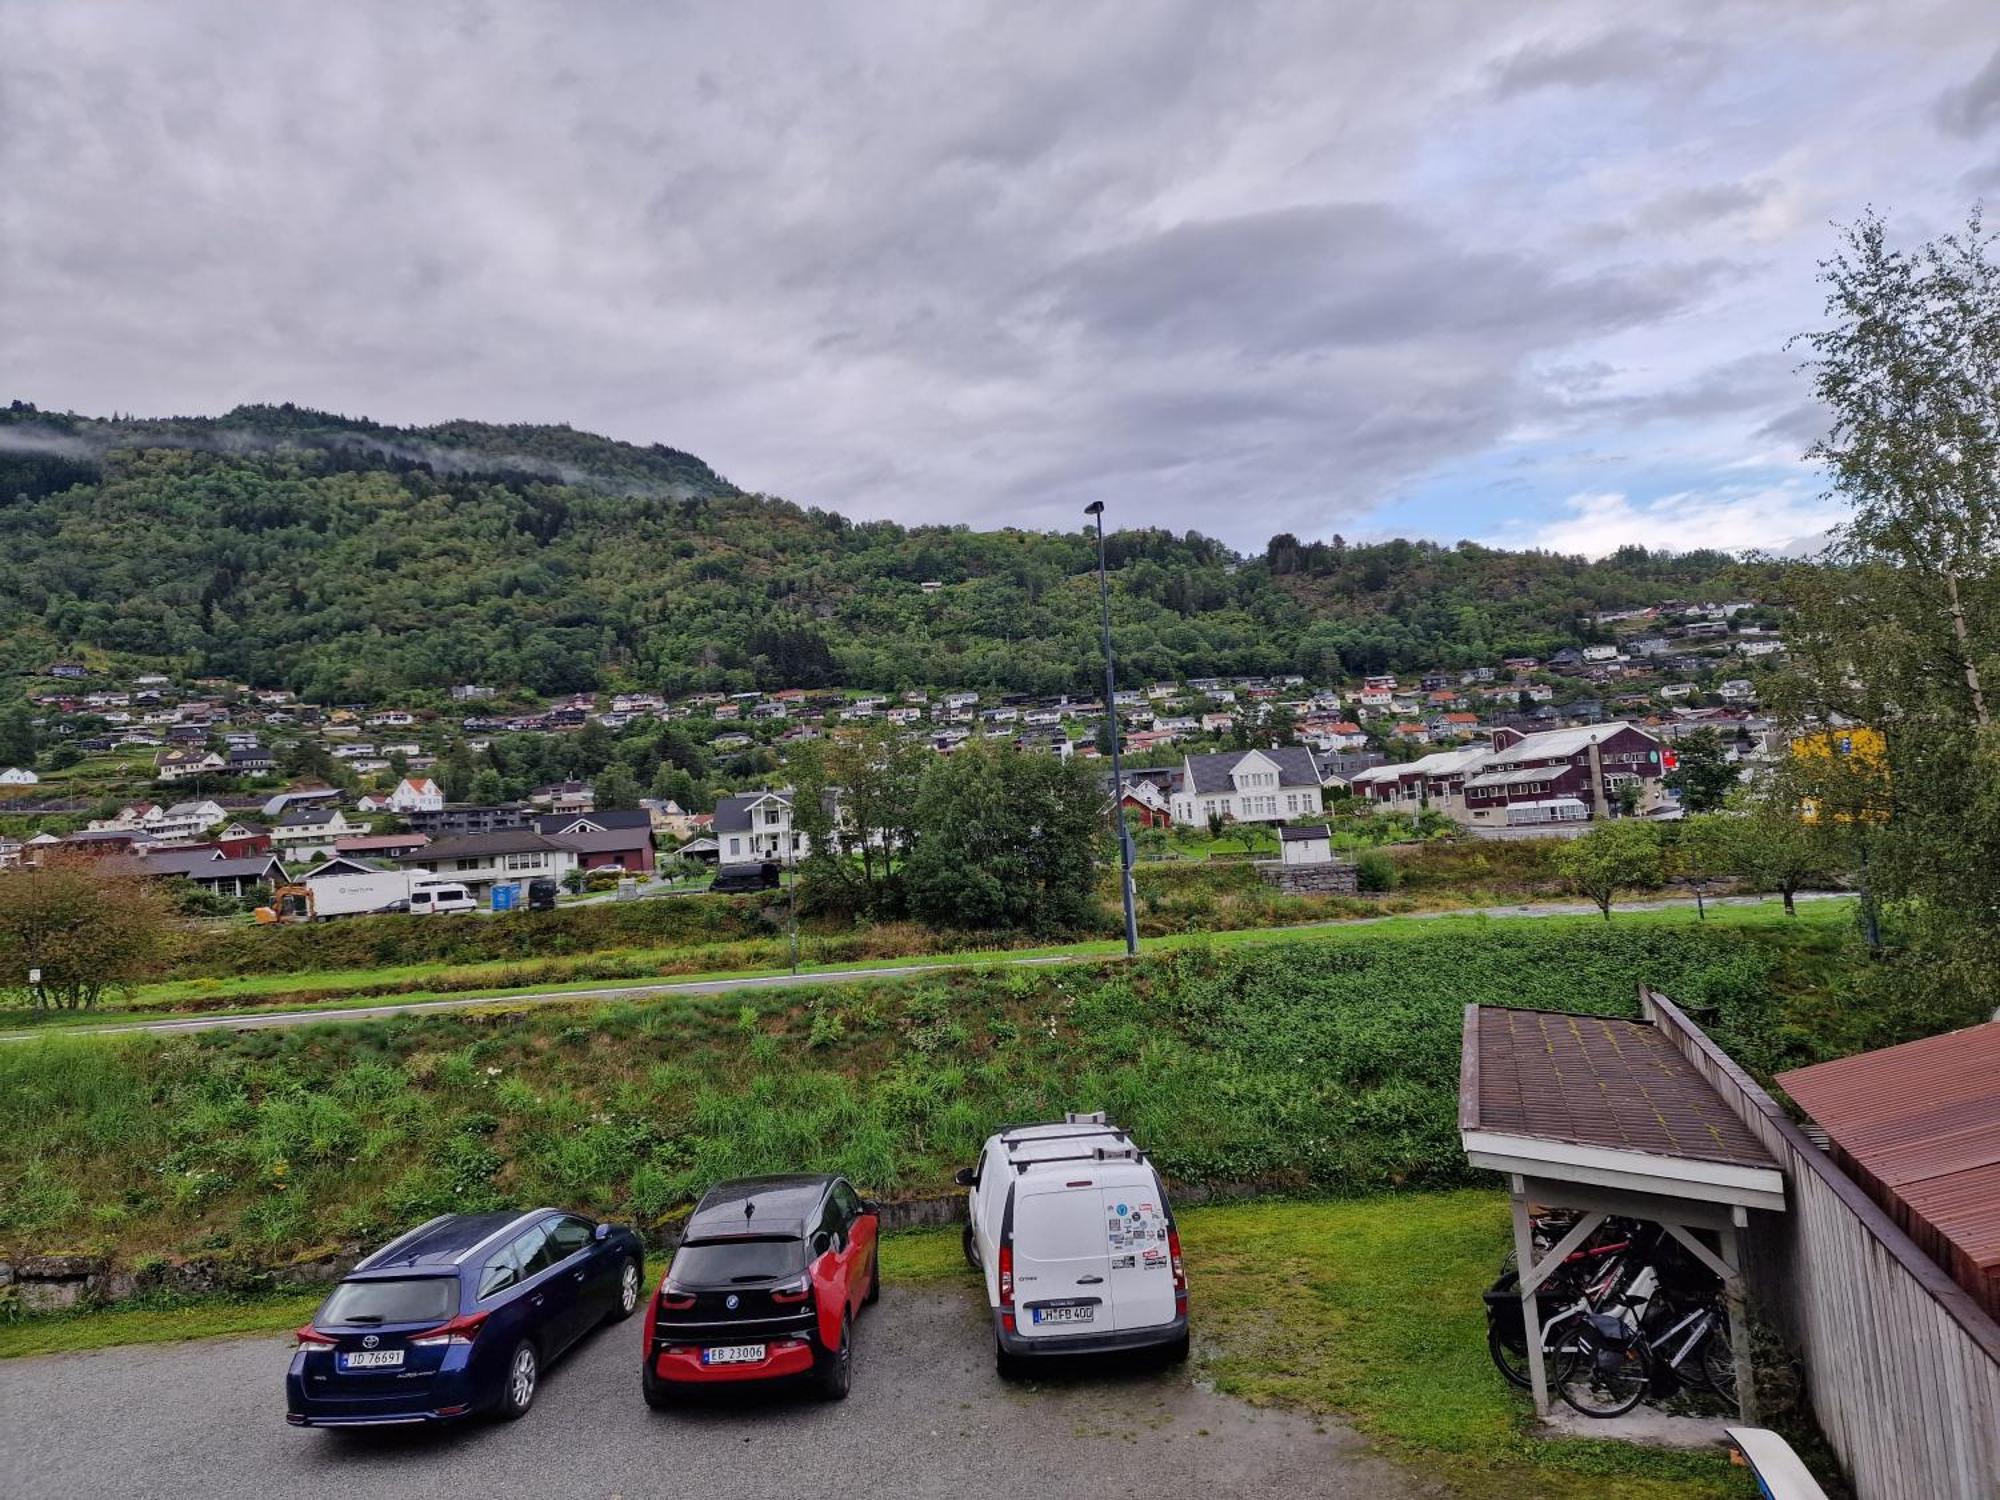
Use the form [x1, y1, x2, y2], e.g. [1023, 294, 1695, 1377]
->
[956, 1113, 1188, 1376]
[406, 880, 477, 916]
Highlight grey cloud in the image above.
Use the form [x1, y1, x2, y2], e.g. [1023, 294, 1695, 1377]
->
[0, 0, 1991, 549]
[1487, 27, 1708, 98]
[1936, 45, 2000, 136]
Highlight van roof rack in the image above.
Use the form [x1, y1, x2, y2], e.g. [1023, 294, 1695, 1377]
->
[1003, 1129, 1129, 1159]
[1013, 1145, 1148, 1173]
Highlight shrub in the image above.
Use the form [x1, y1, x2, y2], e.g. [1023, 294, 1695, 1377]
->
[1355, 848, 1399, 892]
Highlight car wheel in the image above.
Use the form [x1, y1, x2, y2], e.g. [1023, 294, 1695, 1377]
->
[816, 1315, 852, 1401]
[995, 1346, 1024, 1382]
[641, 1361, 674, 1412]
[610, 1259, 641, 1322]
[961, 1223, 980, 1270]
[497, 1340, 538, 1420]
[1161, 1331, 1190, 1366]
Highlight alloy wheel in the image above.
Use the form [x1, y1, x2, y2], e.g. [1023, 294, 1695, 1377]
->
[511, 1345, 537, 1410]
[620, 1262, 640, 1315]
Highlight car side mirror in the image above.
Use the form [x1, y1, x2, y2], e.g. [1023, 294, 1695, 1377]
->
[953, 1166, 977, 1188]
[859, 1197, 881, 1218]
[811, 1230, 833, 1257]
[593, 1222, 610, 1241]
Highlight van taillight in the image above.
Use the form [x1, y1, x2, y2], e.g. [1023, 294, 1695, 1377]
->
[410, 1311, 488, 1347]
[1168, 1228, 1186, 1302]
[998, 1245, 1014, 1308]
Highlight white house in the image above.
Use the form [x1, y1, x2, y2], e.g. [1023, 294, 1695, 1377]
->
[1170, 747, 1326, 827]
[272, 806, 353, 864]
[387, 776, 445, 814]
[0, 766, 38, 785]
[712, 789, 812, 866]
[155, 749, 226, 782]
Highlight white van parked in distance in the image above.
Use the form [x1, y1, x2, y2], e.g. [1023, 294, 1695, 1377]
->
[956, 1113, 1188, 1377]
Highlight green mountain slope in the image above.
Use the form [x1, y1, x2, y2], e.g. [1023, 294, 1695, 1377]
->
[1, 402, 1750, 702]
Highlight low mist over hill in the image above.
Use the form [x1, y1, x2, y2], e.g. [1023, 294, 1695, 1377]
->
[1, 402, 1754, 702]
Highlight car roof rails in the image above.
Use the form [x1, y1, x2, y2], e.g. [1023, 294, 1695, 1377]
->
[1004, 1129, 1130, 1159]
[1013, 1144, 1148, 1172]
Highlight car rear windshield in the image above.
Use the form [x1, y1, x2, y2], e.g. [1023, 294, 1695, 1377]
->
[671, 1236, 805, 1285]
[319, 1276, 458, 1326]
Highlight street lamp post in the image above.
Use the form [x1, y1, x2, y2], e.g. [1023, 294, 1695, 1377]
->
[1085, 501, 1140, 958]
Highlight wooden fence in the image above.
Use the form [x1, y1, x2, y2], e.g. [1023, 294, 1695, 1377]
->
[1641, 988, 2000, 1500]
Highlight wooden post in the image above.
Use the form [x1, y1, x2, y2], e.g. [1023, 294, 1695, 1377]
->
[1721, 1220, 1757, 1424]
[1510, 1180, 1550, 1416]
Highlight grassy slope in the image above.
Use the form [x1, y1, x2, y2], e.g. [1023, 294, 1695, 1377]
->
[0, 911, 1858, 1269]
[8, 896, 1854, 1030]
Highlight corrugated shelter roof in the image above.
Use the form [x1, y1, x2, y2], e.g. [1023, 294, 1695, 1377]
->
[1779, 1022, 2000, 1319]
[1468, 1006, 1776, 1169]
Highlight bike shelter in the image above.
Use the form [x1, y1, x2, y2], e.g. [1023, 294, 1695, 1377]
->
[1459, 1004, 1787, 1422]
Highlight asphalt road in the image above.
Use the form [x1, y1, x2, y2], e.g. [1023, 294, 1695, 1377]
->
[0, 1284, 1422, 1500]
[0, 891, 1847, 1044]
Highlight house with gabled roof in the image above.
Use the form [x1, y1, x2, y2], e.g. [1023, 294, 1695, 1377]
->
[1169, 747, 1325, 827]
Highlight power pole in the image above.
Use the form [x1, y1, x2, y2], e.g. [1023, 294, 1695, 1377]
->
[1086, 501, 1140, 958]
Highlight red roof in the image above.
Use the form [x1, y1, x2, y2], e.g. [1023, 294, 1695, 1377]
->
[1780, 1022, 2000, 1320]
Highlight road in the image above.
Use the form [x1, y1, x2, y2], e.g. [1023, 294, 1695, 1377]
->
[0, 1284, 1421, 1500]
[1, 891, 1847, 1044]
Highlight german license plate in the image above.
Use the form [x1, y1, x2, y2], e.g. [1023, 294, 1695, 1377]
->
[702, 1344, 766, 1365]
[1032, 1304, 1096, 1326]
[339, 1349, 404, 1369]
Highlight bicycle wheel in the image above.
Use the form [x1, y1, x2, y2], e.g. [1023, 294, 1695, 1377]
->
[1489, 1308, 1580, 1389]
[1557, 1328, 1651, 1417]
[1696, 1319, 1736, 1398]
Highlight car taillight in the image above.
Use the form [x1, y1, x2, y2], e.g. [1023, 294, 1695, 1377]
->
[410, 1311, 488, 1347]
[770, 1277, 810, 1305]
[659, 1289, 696, 1311]
[998, 1245, 1014, 1308]
[1169, 1228, 1187, 1313]
[293, 1325, 336, 1351]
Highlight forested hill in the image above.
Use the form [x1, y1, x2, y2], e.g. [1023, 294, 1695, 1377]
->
[1, 401, 1752, 703]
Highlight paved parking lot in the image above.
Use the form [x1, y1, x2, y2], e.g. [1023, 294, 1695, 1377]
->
[1, 1283, 1421, 1499]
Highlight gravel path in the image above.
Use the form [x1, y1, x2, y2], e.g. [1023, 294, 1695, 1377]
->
[0, 1283, 1425, 1500]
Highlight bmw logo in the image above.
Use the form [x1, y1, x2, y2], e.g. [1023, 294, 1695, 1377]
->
[725, 1294, 740, 1310]
[361, 1334, 379, 1349]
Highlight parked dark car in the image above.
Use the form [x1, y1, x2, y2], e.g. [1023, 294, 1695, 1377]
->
[527, 878, 559, 911]
[709, 861, 781, 894]
[286, 1209, 645, 1427]
[642, 1175, 879, 1405]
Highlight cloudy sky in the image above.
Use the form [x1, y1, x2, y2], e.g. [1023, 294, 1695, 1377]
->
[4, 2, 1996, 555]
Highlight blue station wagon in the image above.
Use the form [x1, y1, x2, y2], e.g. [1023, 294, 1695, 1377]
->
[286, 1208, 645, 1427]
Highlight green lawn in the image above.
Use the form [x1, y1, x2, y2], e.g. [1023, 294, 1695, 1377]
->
[2, 895, 1856, 1033]
[1, 1194, 1756, 1498]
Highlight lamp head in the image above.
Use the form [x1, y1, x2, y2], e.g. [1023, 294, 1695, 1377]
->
[1083, 501, 1105, 517]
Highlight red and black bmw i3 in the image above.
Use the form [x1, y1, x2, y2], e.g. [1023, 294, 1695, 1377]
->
[642, 1175, 879, 1404]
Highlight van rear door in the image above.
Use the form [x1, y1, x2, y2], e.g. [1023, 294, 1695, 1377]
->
[1011, 1185, 1112, 1339]
[1101, 1184, 1176, 1332]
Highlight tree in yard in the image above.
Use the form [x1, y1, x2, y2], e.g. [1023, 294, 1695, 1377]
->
[901, 742, 1104, 932]
[790, 723, 926, 918]
[591, 762, 641, 810]
[1778, 208, 1998, 998]
[1665, 813, 1736, 921]
[468, 767, 505, 805]
[0, 857, 175, 1010]
[1724, 776, 1835, 918]
[1205, 808, 1227, 842]
[1552, 819, 1665, 921]
[1663, 728, 1738, 813]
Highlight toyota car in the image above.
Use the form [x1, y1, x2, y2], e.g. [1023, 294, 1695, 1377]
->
[286, 1209, 644, 1427]
[642, 1175, 880, 1404]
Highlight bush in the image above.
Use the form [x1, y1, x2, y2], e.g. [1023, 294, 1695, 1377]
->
[1355, 848, 1399, 892]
